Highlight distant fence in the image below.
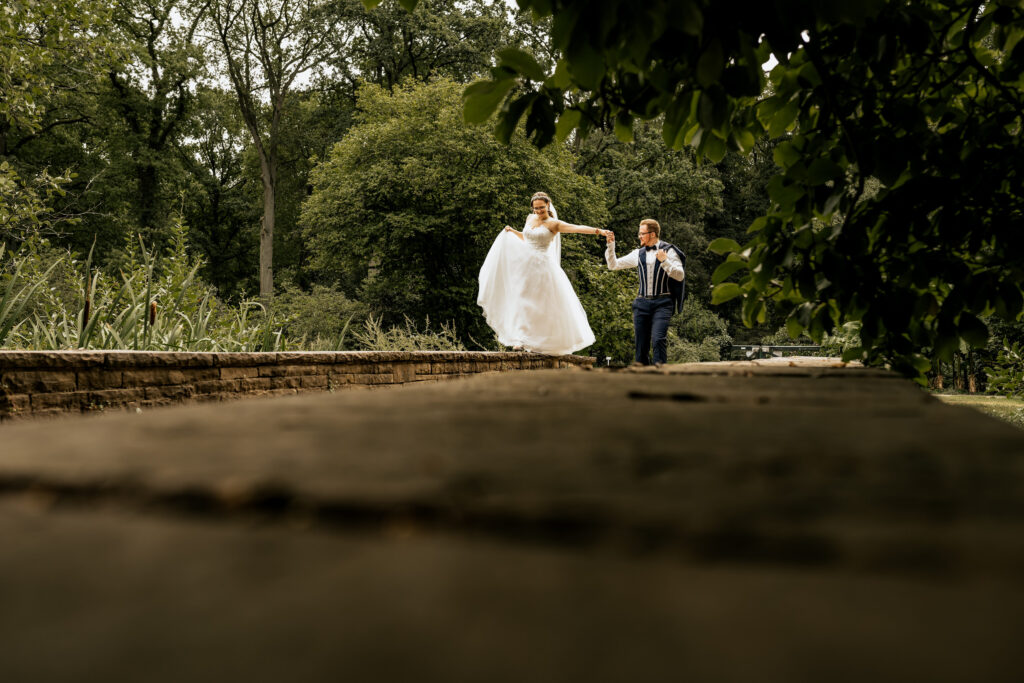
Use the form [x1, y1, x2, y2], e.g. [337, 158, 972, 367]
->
[731, 345, 822, 360]
[0, 351, 594, 421]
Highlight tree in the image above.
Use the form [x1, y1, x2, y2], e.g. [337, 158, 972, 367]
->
[325, 0, 514, 91]
[208, 0, 335, 301]
[1, 0, 114, 245]
[104, 0, 209, 242]
[460, 0, 1024, 380]
[300, 78, 614, 348]
[179, 87, 261, 298]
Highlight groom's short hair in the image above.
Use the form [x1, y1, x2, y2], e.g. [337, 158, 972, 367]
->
[640, 219, 661, 237]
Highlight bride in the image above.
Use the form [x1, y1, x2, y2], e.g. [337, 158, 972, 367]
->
[477, 191, 611, 355]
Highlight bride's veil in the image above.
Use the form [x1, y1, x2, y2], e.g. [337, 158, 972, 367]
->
[547, 202, 561, 268]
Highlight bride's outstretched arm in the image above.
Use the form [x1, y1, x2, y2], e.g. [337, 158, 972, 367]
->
[552, 220, 612, 238]
[503, 225, 525, 241]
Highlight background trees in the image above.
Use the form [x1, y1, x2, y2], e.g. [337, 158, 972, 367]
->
[209, 0, 335, 301]
[1, 0, 115, 245]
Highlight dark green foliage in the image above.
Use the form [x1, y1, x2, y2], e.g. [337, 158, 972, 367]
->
[986, 341, 1024, 398]
[668, 297, 732, 363]
[465, 0, 1024, 382]
[329, 0, 515, 91]
[273, 282, 369, 349]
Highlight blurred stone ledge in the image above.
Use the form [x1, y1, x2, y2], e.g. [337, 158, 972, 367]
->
[0, 350, 594, 421]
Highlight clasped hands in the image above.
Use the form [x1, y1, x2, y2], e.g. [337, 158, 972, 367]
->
[602, 230, 667, 261]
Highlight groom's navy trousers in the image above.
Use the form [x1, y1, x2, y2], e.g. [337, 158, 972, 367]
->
[632, 295, 674, 365]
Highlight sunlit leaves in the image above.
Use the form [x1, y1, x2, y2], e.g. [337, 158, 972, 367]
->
[711, 282, 743, 305]
[708, 237, 742, 255]
[555, 109, 581, 142]
[463, 79, 515, 124]
[496, 48, 547, 82]
[361, 0, 420, 9]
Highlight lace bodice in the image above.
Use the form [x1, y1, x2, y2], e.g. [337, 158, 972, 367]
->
[524, 223, 557, 252]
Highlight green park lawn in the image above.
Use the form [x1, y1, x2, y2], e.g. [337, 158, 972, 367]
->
[935, 394, 1024, 431]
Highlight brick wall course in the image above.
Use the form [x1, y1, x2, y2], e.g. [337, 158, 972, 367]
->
[78, 369, 125, 390]
[258, 365, 323, 377]
[220, 367, 259, 380]
[2, 370, 78, 393]
[88, 388, 146, 406]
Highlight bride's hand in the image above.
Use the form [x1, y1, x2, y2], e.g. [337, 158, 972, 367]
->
[504, 225, 515, 233]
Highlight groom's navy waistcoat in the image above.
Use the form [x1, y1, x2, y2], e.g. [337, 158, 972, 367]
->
[637, 241, 687, 314]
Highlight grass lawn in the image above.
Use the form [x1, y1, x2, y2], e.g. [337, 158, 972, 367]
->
[935, 394, 1024, 431]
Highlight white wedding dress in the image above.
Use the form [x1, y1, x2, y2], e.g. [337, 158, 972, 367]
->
[477, 217, 595, 355]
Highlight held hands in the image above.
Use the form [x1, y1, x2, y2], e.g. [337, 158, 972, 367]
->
[603, 230, 615, 244]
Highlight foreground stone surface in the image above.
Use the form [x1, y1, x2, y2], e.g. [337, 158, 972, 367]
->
[1, 361, 1023, 682]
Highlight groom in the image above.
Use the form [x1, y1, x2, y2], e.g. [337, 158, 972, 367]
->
[605, 219, 686, 366]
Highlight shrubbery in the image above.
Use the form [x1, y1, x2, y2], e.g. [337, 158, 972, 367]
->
[986, 341, 1024, 399]
[667, 297, 731, 363]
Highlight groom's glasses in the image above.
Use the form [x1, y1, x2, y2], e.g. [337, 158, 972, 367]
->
[638, 231, 651, 236]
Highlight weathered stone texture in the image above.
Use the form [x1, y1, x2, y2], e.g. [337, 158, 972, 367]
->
[2, 370, 77, 393]
[220, 366, 259, 380]
[300, 375, 328, 389]
[144, 385, 196, 401]
[30, 390, 91, 411]
[258, 364, 322, 377]
[88, 388, 145, 406]
[78, 368, 125, 390]
[194, 379, 241, 394]
[0, 392, 30, 414]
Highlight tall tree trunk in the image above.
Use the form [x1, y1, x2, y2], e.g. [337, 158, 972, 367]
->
[138, 162, 159, 236]
[259, 156, 276, 303]
[967, 349, 976, 394]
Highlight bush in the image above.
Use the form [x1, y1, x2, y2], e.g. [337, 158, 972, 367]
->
[667, 297, 732, 362]
[273, 282, 369, 350]
[352, 315, 465, 351]
[759, 320, 861, 358]
[667, 330, 727, 363]
[986, 340, 1024, 398]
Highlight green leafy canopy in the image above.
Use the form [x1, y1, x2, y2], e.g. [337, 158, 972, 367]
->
[458, 0, 1024, 382]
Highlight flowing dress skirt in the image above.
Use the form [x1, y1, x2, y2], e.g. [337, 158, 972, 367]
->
[477, 230, 595, 355]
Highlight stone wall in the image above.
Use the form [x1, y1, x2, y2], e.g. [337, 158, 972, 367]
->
[0, 351, 593, 421]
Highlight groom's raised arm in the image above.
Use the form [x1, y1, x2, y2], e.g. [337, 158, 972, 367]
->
[605, 233, 637, 271]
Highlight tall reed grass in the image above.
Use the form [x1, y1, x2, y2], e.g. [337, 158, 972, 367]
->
[1, 220, 466, 353]
[1, 220, 284, 351]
